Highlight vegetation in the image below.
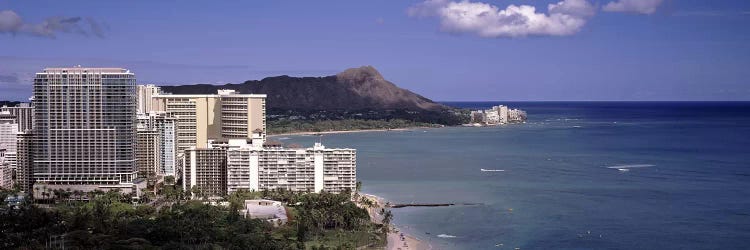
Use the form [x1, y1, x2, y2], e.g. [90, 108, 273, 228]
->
[1, 187, 386, 249]
[268, 118, 437, 134]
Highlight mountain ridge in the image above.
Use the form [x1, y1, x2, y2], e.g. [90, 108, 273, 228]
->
[160, 66, 448, 111]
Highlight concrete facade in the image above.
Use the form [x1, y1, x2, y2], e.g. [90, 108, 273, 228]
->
[183, 146, 228, 197]
[227, 135, 356, 194]
[1, 103, 33, 133]
[33, 67, 137, 185]
[151, 89, 266, 154]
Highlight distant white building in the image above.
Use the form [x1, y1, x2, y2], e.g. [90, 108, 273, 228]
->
[508, 109, 527, 122]
[498, 105, 509, 124]
[226, 132, 356, 194]
[472, 105, 526, 125]
[485, 109, 500, 124]
[240, 199, 288, 226]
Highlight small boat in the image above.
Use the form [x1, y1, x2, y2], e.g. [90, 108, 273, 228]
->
[481, 169, 505, 172]
[617, 168, 629, 172]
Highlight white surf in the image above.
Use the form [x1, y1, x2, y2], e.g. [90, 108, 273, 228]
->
[481, 169, 505, 172]
[606, 164, 655, 169]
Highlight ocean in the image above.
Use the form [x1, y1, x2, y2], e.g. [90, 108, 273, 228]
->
[276, 102, 750, 249]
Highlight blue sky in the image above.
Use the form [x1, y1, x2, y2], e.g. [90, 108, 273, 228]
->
[1, 0, 749, 101]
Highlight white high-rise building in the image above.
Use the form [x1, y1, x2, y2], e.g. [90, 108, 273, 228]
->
[499, 105, 509, 124]
[33, 67, 137, 187]
[0, 111, 18, 171]
[226, 133, 356, 194]
[0, 149, 12, 189]
[137, 112, 178, 177]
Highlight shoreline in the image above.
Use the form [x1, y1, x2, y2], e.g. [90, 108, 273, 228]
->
[360, 193, 432, 250]
[268, 127, 428, 137]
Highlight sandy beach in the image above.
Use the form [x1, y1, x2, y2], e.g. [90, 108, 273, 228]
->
[361, 194, 431, 250]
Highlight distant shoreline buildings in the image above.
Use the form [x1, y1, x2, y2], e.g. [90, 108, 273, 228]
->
[2, 66, 358, 199]
[469, 105, 527, 126]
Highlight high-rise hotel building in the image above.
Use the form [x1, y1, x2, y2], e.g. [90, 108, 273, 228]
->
[136, 112, 177, 177]
[151, 89, 266, 153]
[0, 111, 18, 171]
[136, 84, 160, 114]
[226, 133, 357, 194]
[33, 67, 137, 186]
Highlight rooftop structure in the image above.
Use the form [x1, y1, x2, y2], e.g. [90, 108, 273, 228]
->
[240, 199, 288, 226]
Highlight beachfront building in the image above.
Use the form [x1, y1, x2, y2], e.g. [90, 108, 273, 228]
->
[1, 102, 34, 133]
[508, 108, 527, 123]
[226, 133, 357, 194]
[32, 67, 138, 192]
[137, 112, 178, 177]
[485, 109, 500, 124]
[151, 89, 267, 153]
[498, 105, 509, 124]
[470, 105, 526, 125]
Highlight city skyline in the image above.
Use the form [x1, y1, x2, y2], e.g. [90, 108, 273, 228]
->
[1, 1, 749, 101]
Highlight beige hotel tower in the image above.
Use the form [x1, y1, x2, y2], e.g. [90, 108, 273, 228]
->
[150, 89, 266, 153]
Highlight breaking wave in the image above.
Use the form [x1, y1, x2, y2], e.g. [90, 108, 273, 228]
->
[606, 164, 655, 169]
[437, 234, 457, 238]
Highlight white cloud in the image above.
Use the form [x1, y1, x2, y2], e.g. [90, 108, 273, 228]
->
[0, 9, 106, 38]
[602, 0, 664, 14]
[408, 0, 595, 38]
[549, 0, 597, 17]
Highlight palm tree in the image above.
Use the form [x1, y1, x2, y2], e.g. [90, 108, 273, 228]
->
[381, 209, 393, 234]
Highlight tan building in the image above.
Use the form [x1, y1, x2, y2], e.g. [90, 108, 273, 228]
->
[16, 132, 33, 192]
[136, 126, 161, 178]
[136, 84, 160, 114]
[152, 89, 266, 154]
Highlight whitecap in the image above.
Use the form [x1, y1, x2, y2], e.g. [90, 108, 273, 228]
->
[606, 164, 655, 169]
[277, 137, 291, 140]
[437, 234, 457, 238]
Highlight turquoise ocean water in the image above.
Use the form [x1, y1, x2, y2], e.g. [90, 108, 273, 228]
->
[276, 102, 750, 249]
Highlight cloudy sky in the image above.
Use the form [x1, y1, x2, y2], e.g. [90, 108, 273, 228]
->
[1, 0, 749, 101]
